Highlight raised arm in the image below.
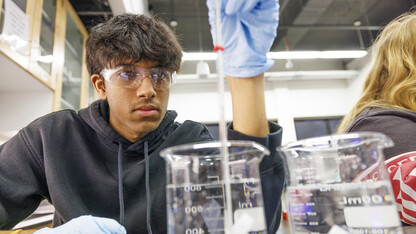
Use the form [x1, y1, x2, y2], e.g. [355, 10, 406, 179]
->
[206, 0, 279, 137]
[227, 74, 269, 137]
[207, 2, 283, 233]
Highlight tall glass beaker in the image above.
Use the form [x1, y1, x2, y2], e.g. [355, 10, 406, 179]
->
[278, 132, 403, 234]
[160, 140, 269, 234]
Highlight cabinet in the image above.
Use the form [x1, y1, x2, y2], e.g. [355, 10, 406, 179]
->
[0, 0, 93, 134]
[29, 0, 56, 85]
[52, 0, 89, 111]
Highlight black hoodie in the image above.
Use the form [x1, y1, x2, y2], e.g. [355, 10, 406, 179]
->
[346, 107, 416, 160]
[0, 100, 284, 233]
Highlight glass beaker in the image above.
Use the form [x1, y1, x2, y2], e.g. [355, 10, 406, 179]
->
[278, 132, 403, 234]
[160, 140, 269, 234]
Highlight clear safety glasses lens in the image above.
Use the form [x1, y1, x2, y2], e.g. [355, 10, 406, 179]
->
[100, 65, 175, 89]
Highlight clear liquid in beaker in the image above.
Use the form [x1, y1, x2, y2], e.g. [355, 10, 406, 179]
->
[166, 178, 267, 234]
[287, 181, 403, 234]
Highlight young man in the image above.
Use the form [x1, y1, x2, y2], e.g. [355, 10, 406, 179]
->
[0, 0, 283, 233]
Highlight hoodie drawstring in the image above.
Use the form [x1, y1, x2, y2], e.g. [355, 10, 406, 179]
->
[117, 141, 152, 232]
[117, 142, 125, 226]
[144, 141, 153, 234]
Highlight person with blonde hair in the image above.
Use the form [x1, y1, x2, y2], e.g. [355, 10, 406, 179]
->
[338, 10, 416, 225]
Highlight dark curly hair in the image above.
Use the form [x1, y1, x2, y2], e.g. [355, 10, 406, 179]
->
[85, 14, 183, 75]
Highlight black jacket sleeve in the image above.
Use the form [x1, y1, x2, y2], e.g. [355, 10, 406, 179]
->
[227, 121, 284, 233]
[0, 130, 46, 229]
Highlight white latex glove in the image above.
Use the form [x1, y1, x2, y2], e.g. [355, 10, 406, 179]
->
[34, 215, 126, 234]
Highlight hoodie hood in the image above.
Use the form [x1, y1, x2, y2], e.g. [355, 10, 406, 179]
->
[78, 99, 179, 153]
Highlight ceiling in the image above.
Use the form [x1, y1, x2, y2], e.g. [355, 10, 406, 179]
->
[68, 0, 416, 76]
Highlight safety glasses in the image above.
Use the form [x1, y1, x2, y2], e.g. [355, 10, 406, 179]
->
[100, 65, 176, 90]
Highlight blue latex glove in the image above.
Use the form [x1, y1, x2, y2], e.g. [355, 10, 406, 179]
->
[207, 0, 280, 78]
[34, 215, 126, 234]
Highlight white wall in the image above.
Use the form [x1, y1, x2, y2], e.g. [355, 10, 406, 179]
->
[0, 52, 54, 142]
[0, 74, 368, 146]
[169, 73, 368, 145]
[169, 82, 233, 124]
[0, 91, 53, 132]
[0, 61, 368, 145]
[345, 62, 372, 111]
[272, 79, 351, 144]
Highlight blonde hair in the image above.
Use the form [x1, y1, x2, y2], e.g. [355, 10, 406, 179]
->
[337, 11, 416, 133]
